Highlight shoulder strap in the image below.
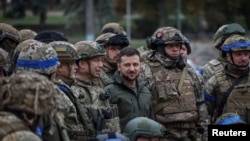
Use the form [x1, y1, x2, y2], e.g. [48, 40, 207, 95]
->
[217, 76, 245, 118]
[58, 85, 96, 136]
[178, 66, 187, 94]
[0, 121, 29, 140]
[153, 96, 178, 114]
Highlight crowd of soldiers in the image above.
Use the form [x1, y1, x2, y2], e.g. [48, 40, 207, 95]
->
[0, 21, 249, 141]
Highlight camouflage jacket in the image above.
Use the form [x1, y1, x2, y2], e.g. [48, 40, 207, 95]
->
[0, 111, 42, 141]
[53, 76, 84, 132]
[71, 78, 121, 133]
[205, 65, 250, 123]
[202, 58, 227, 83]
[102, 58, 117, 79]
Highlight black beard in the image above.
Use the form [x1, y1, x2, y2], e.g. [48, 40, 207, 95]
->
[122, 73, 138, 82]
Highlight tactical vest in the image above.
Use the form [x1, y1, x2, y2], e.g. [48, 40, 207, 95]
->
[0, 112, 30, 140]
[147, 61, 198, 123]
[214, 71, 250, 122]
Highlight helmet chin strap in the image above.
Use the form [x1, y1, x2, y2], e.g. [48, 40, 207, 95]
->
[155, 46, 186, 69]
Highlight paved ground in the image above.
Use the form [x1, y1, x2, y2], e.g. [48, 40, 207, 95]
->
[189, 40, 216, 66]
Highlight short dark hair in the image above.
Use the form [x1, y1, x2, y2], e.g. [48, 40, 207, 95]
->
[117, 47, 140, 63]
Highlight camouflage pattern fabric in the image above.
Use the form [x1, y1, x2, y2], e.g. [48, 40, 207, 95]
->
[0, 112, 42, 141]
[213, 23, 245, 49]
[49, 41, 79, 63]
[16, 39, 60, 75]
[202, 58, 226, 83]
[149, 27, 184, 46]
[0, 48, 10, 67]
[101, 57, 117, 79]
[75, 40, 105, 60]
[205, 69, 250, 124]
[143, 51, 209, 141]
[0, 23, 21, 61]
[0, 71, 67, 140]
[53, 78, 83, 131]
[71, 78, 121, 133]
[0, 23, 21, 43]
[205, 34, 250, 124]
[19, 29, 37, 41]
[0, 71, 57, 116]
[203, 24, 246, 82]
[0, 48, 10, 75]
[101, 22, 127, 35]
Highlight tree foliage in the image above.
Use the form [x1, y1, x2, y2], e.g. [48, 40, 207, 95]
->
[3, 0, 250, 38]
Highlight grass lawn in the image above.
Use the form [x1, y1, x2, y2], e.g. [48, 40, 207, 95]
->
[0, 11, 146, 49]
[0, 15, 68, 25]
[130, 39, 147, 49]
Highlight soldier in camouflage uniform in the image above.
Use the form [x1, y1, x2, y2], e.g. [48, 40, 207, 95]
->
[95, 31, 129, 84]
[202, 23, 245, 82]
[0, 23, 21, 75]
[99, 22, 152, 84]
[0, 71, 60, 141]
[123, 117, 166, 141]
[143, 27, 209, 141]
[205, 34, 250, 124]
[15, 39, 70, 141]
[71, 40, 121, 135]
[180, 35, 205, 95]
[19, 29, 37, 41]
[0, 48, 10, 79]
[50, 41, 95, 140]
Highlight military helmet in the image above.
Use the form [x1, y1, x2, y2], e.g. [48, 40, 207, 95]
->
[75, 40, 105, 60]
[19, 29, 37, 41]
[34, 30, 68, 43]
[0, 48, 10, 67]
[123, 117, 166, 141]
[183, 35, 191, 54]
[214, 113, 245, 125]
[0, 23, 21, 43]
[96, 132, 129, 141]
[101, 22, 127, 35]
[49, 41, 80, 63]
[221, 34, 250, 53]
[0, 71, 57, 115]
[213, 23, 245, 49]
[96, 32, 129, 48]
[147, 26, 184, 50]
[16, 39, 60, 75]
[12, 39, 35, 64]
